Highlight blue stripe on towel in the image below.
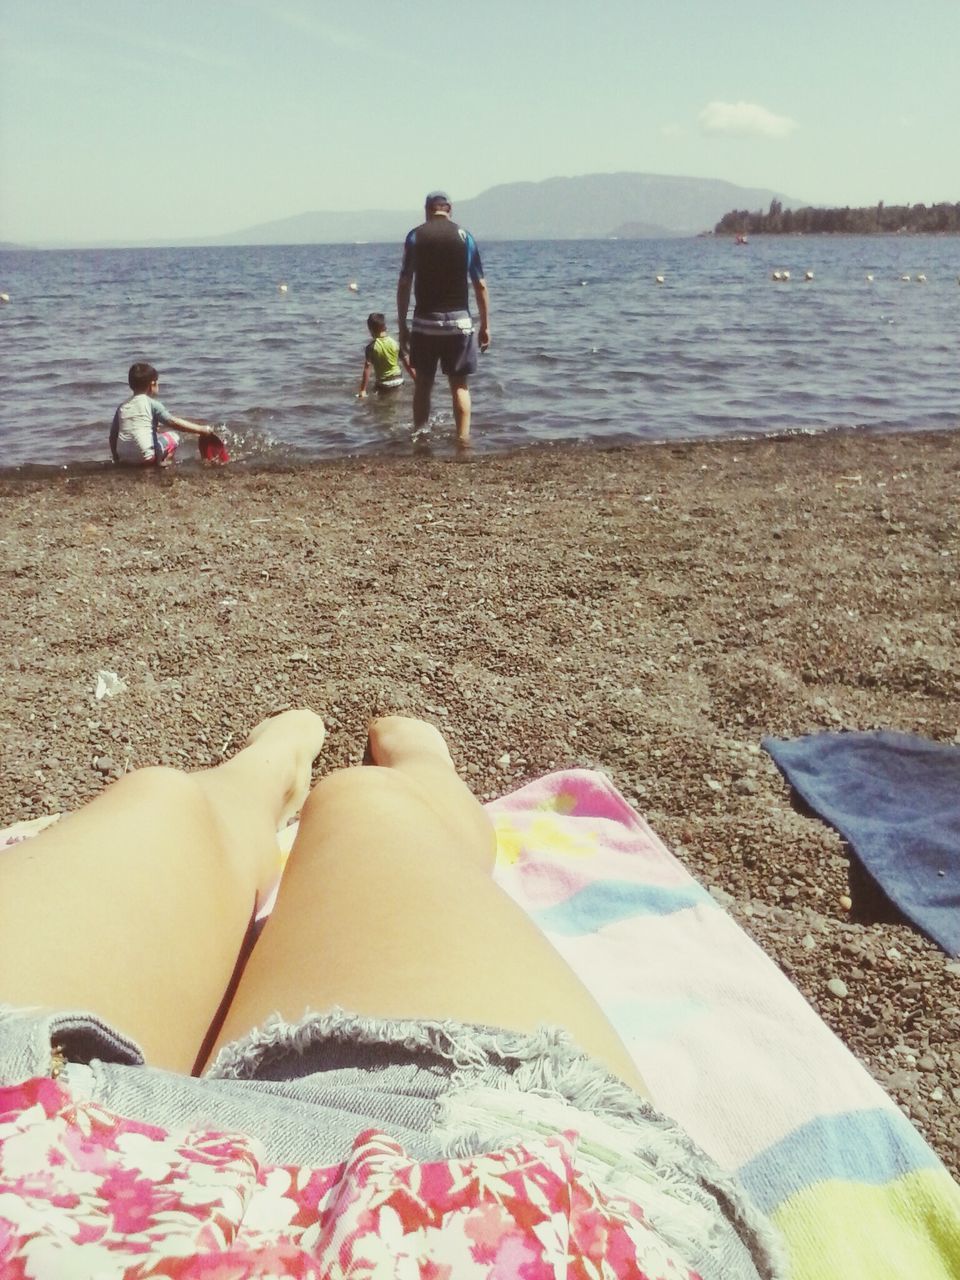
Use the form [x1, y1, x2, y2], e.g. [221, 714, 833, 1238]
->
[533, 879, 713, 935]
[737, 1107, 942, 1212]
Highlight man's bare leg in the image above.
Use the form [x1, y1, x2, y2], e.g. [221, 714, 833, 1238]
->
[450, 376, 471, 444]
[413, 373, 434, 430]
[0, 711, 326, 1073]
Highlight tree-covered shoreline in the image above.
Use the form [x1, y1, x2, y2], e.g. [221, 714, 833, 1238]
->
[715, 200, 960, 235]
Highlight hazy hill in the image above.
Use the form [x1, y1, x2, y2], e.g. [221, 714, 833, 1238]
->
[216, 172, 804, 245]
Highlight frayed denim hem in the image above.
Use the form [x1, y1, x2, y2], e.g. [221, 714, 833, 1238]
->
[207, 1005, 591, 1082]
[0, 1004, 144, 1081]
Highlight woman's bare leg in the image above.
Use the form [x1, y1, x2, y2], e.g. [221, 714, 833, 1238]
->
[210, 716, 645, 1092]
[0, 711, 326, 1074]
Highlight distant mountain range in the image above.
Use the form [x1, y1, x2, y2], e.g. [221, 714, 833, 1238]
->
[1, 173, 806, 250]
[216, 173, 805, 245]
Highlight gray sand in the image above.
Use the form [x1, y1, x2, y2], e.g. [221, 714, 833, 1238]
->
[2, 427, 958, 1175]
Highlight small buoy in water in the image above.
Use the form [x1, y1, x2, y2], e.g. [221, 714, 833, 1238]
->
[654, 274, 665, 285]
[278, 282, 288, 293]
[900, 274, 910, 282]
[348, 281, 359, 293]
[915, 273, 927, 283]
[781, 270, 791, 281]
[865, 274, 874, 283]
[579, 279, 588, 286]
[0, 292, 9, 303]
[804, 270, 814, 281]
[771, 270, 783, 281]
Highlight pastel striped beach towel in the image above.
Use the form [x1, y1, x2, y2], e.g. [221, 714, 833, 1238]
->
[488, 769, 960, 1280]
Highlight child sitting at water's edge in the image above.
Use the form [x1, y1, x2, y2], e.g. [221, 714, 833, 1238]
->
[356, 313, 414, 398]
[110, 363, 211, 466]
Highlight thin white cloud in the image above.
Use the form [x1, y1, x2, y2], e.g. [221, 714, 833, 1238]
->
[48, 16, 242, 74]
[1, 42, 98, 88]
[246, 1, 420, 64]
[699, 101, 797, 139]
[263, 3, 367, 53]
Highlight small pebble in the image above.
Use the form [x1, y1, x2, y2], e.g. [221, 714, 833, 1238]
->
[708, 885, 736, 910]
[839, 894, 852, 911]
[827, 978, 849, 999]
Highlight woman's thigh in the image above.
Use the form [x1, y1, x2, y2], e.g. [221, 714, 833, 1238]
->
[0, 768, 258, 1074]
[209, 758, 646, 1092]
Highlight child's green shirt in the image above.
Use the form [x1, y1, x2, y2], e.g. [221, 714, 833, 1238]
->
[365, 334, 403, 388]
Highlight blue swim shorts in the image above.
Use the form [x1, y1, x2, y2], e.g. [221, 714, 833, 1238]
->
[409, 330, 478, 379]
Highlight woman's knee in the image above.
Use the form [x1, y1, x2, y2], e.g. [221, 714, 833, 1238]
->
[367, 716, 454, 769]
[301, 764, 409, 818]
[300, 761, 495, 873]
[105, 765, 198, 808]
[100, 767, 226, 846]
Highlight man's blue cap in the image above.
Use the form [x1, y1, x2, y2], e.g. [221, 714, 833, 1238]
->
[425, 190, 451, 206]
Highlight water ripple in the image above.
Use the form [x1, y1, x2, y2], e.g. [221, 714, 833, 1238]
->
[1, 237, 958, 468]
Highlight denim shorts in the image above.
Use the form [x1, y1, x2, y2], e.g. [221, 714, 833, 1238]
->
[0, 1005, 782, 1280]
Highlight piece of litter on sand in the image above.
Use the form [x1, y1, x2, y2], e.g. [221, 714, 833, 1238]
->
[94, 670, 127, 700]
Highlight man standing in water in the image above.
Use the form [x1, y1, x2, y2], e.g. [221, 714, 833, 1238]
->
[397, 191, 490, 446]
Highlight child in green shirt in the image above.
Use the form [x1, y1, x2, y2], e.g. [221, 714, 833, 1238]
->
[357, 313, 414, 397]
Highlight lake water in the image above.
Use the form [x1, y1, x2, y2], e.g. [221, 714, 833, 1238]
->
[0, 236, 957, 469]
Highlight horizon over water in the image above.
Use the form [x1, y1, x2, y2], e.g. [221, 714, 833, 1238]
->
[0, 236, 957, 471]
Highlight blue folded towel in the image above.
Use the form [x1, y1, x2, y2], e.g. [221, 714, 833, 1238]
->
[762, 730, 960, 955]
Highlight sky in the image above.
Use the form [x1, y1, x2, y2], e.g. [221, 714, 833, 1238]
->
[2, 0, 958, 245]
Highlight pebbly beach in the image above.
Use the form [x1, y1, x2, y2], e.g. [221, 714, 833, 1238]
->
[2, 426, 959, 1176]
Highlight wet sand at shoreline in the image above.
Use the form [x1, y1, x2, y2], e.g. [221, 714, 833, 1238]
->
[2, 427, 958, 1175]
